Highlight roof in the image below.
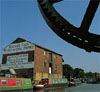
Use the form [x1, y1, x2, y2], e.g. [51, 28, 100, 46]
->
[4, 37, 62, 56]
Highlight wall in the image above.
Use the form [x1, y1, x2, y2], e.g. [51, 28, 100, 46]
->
[1, 38, 35, 80]
[34, 46, 63, 83]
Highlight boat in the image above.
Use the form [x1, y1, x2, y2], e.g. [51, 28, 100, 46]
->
[33, 84, 44, 90]
[33, 78, 68, 90]
[0, 77, 33, 91]
[69, 78, 81, 87]
[74, 78, 81, 85]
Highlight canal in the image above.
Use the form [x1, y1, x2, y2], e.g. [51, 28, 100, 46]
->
[18, 83, 100, 92]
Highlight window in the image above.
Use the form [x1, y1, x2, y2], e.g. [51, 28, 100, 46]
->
[55, 64, 57, 70]
[44, 51, 47, 56]
[44, 62, 47, 68]
[49, 53, 52, 62]
[2, 80, 7, 85]
[54, 54, 57, 59]
[16, 80, 21, 85]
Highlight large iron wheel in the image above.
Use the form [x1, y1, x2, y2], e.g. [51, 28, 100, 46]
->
[37, 0, 100, 53]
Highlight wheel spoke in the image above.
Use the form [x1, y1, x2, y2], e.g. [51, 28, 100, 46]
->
[80, 0, 99, 34]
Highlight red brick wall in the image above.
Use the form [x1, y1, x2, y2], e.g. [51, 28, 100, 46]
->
[34, 46, 49, 73]
[52, 53, 63, 75]
[34, 46, 63, 78]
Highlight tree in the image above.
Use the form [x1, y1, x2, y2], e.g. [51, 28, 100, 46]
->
[73, 68, 85, 79]
[63, 64, 74, 81]
[85, 72, 96, 80]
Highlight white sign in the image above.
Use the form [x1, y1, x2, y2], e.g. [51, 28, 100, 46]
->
[1, 62, 34, 70]
[7, 54, 28, 64]
[49, 67, 51, 74]
[3, 41, 35, 54]
[1, 54, 34, 70]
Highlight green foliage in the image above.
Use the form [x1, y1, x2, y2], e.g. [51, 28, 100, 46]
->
[63, 64, 85, 80]
[85, 72, 97, 79]
[73, 68, 85, 78]
[63, 64, 74, 80]
[63, 64, 99, 82]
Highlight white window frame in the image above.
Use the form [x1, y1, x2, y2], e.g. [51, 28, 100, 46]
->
[2, 80, 7, 85]
[16, 80, 21, 85]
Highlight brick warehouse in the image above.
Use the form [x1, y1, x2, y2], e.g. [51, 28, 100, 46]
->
[1, 38, 63, 83]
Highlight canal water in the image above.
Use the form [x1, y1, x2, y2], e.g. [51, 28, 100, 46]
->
[9, 83, 100, 92]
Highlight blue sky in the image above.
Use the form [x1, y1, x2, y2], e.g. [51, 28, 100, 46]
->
[0, 0, 100, 72]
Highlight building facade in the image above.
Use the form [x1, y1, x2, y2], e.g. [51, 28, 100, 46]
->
[96, 73, 100, 83]
[1, 38, 63, 83]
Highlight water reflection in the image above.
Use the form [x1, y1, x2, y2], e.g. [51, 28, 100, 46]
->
[33, 84, 100, 92]
[33, 88, 65, 92]
[6, 84, 100, 92]
[44, 88, 65, 92]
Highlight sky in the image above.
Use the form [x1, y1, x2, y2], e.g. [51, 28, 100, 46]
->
[0, 0, 100, 73]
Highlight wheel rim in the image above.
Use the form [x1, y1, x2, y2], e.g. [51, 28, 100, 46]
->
[37, 0, 100, 53]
